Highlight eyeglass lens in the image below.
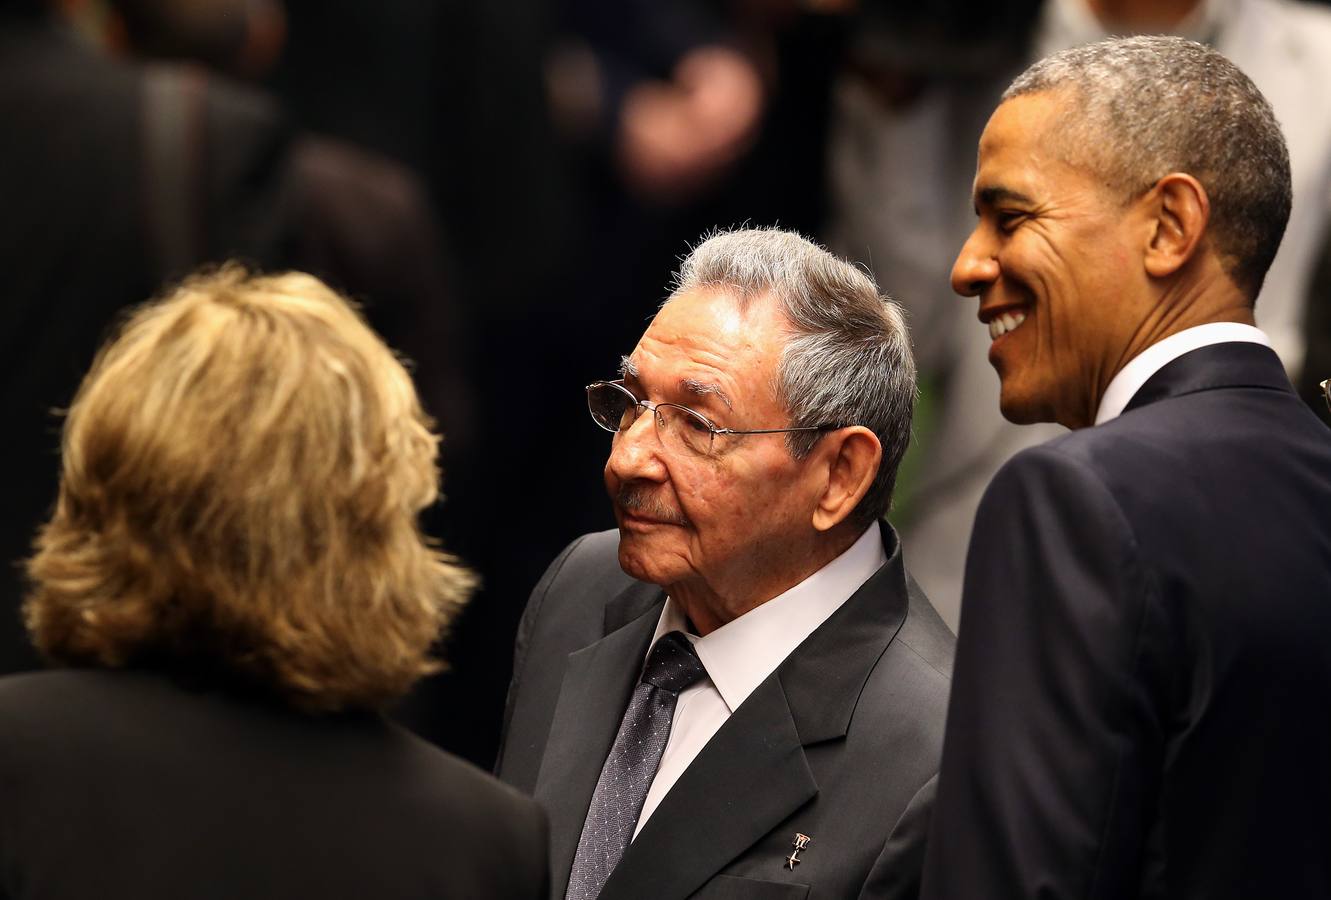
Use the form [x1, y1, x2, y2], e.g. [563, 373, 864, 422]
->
[587, 383, 716, 455]
[587, 383, 638, 431]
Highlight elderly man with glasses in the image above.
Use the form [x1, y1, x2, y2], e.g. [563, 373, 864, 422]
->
[496, 227, 954, 900]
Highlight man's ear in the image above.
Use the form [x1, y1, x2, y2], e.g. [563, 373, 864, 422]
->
[1143, 172, 1211, 279]
[811, 427, 882, 532]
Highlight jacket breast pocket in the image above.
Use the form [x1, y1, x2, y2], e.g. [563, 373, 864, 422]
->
[690, 874, 810, 900]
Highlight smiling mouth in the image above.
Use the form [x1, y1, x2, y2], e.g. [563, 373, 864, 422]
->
[987, 310, 1028, 341]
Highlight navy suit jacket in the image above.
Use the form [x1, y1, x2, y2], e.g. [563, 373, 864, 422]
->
[498, 523, 955, 900]
[922, 342, 1331, 899]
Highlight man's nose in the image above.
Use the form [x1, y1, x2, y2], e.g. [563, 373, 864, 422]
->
[951, 227, 999, 298]
[607, 410, 668, 482]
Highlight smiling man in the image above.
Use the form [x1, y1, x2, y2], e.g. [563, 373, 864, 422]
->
[496, 228, 955, 900]
[921, 37, 1331, 900]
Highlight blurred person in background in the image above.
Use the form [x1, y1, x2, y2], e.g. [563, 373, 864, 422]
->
[65, 0, 477, 466]
[0, 267, 546, 900]
[80, 0, 288, 79]
[0, 0, 284, 675]
[827, 0, 1331, 629]
[0, 0, 472, 686]
[547, 0, 764, 205]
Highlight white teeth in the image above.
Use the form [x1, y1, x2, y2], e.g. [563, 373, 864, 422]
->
[988, 310, 1028, 340]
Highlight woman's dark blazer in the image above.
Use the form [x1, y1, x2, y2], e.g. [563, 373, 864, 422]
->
[0, 668, 547, 899]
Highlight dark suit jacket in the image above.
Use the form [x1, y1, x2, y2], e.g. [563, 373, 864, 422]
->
[921, 343, 1331, 899]
[0, 668, 547, 900]
[497, 523, 955, 900]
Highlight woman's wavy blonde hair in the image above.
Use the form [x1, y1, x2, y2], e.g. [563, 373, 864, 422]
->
[25, 265, 475, 712]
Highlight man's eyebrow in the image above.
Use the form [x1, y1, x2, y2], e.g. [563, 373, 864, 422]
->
[681, 378, 733, 410]
[974, 186, 1035, 214]
[618, 357, 732, 409]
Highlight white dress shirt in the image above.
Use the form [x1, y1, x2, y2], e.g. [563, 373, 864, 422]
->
[1094, 323, 1272, 425]
[630, 524, 887, 839]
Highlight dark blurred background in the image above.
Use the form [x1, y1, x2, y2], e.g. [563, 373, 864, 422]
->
[4, 0, 1331, 768]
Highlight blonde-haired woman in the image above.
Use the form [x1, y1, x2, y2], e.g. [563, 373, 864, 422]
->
[0, 267, 546, 900]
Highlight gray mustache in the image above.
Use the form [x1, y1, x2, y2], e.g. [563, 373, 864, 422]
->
[617, 486, 690, 526]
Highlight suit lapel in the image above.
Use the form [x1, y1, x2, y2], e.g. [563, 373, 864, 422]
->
[599, 524, 911, 900]
[601, 673, 815, 900]
[1123, 342, 1292, 415]
[777, 524, 909, 745]
[534, 580, 663, 894]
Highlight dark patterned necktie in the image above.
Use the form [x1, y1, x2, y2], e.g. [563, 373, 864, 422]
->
[564, 630, 708, 900]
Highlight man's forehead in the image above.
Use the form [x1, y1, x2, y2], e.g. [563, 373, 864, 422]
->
[648, 289, 777, 347]
[625, 288, 784, 401]
[972, 93, 1092, 203]
[989, 89, 1098, 158]
[658, 286, 751, 325]
[978, 91, 1071, 157]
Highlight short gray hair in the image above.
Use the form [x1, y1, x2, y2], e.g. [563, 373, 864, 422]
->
[669, 227, 916, 529]
[1004, 35, 1291, 299]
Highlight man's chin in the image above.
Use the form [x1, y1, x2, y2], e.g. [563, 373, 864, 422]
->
[999, 399, 1044, 425]
[616, 538, 673, 586]
[1000, 385, 1091, 430]
[998, 383, 1054, 426]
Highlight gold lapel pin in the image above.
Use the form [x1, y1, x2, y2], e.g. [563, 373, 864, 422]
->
[784, 833, 811, 870]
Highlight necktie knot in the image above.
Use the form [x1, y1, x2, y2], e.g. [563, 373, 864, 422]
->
[640, 630, 706, 694]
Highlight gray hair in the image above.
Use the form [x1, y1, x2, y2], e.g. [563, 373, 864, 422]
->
[1004, 35, 1291, 299]
[668, 227, 916, 529]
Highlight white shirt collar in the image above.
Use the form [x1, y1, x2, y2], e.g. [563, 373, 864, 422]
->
[1094, 323, 1271, 425]
[647, 524, 887, 714]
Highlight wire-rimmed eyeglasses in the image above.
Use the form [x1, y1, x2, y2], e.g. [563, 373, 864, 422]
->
[586, 380, 839, 457]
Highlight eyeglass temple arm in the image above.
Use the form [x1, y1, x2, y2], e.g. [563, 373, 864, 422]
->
[715, 424, 842, 436]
